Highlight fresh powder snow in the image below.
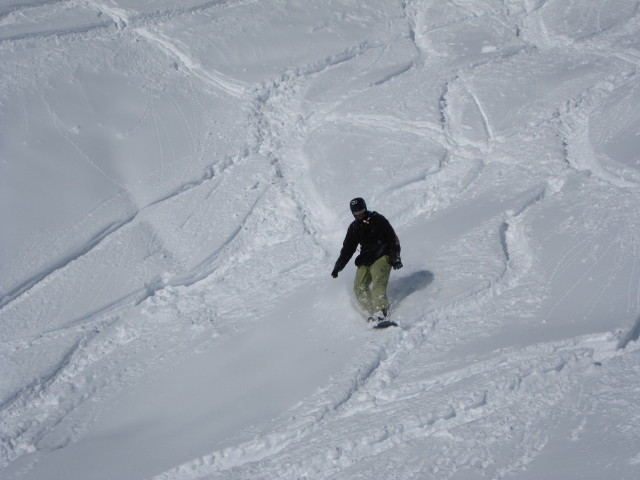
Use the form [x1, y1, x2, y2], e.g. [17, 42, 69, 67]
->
[1, 1, 640, 479]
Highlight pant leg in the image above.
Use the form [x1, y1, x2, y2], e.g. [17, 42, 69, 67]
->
[353, 265, 373, 314]
[369, 255, 391, 312]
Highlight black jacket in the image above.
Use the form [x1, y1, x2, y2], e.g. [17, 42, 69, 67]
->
[334, 211, 400, 272]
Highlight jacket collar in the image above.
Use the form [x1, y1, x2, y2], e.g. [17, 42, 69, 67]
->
[354, 210, 374, 224]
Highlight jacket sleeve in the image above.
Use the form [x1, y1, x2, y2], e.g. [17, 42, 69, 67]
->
[334, 222, 359, 272]
[377, 215, 401, 262]
[390, 233, 401, 261]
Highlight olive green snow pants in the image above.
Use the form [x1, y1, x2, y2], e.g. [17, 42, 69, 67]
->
[353, 255, 391, 315]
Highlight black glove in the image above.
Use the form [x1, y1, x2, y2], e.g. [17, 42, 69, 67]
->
[331, 268, 339, 278]
[392, 257, 403, 270]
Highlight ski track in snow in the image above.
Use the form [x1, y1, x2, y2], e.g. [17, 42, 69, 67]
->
[154, 325, 638, 479]
[0, 0, 259, 43]
[0, 0, 258, 311]
[159, 1, 640, 475]
[0, 1, 363, 465]
[2, 0, 640, 479]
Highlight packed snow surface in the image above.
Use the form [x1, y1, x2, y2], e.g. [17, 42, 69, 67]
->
[1, 0, 640, 479]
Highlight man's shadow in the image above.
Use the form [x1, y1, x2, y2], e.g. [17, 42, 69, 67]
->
[389, 270, 434, 304]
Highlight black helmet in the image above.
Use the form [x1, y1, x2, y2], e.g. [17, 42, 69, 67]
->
[350, 197, 367, 216]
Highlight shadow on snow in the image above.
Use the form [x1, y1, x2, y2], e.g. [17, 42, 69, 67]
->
[389, 270, 434, 305]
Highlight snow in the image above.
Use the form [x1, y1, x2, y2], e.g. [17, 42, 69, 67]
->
[1, 0, 640, 479]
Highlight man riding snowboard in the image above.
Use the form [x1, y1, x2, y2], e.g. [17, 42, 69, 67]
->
[331, 197, 402, 324]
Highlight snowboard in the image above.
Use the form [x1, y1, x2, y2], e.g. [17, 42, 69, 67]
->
[372, 319, 398, 329]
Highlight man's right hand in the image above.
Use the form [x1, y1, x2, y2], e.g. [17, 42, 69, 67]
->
[331, 268, 339, 278]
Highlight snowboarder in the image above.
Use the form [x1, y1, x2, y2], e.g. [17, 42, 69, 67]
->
[331, 197, 402, 324]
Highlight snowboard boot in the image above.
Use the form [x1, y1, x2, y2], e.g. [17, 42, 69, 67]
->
[367, 308, 388, 324]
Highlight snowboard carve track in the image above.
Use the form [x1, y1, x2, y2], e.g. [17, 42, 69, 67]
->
[153, 218, 555, 480]
[0, 0, 261, 44]
[0, 154, 239, 315]
[134, 27, 247, 98]
[156, 185, 549, 478]
[153, 332, 633, 480]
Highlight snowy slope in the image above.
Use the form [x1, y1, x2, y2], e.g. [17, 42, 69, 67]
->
[1, 0, 640, 479]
